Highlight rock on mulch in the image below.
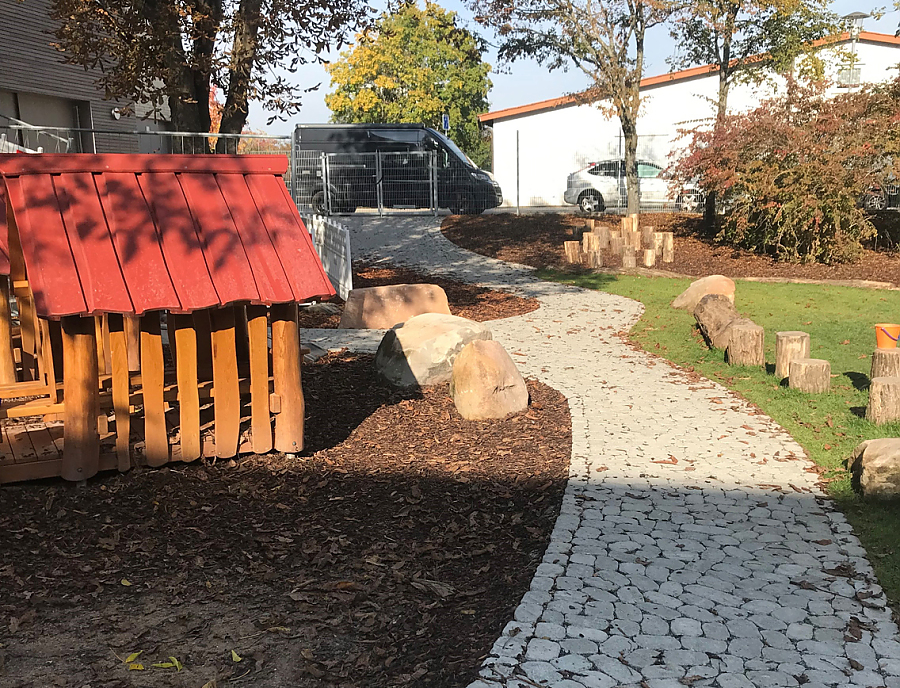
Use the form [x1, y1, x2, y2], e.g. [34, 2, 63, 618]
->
[442, 212, 900, 286]
[0, 352, 570, 688]
[298, 262, 540, 329]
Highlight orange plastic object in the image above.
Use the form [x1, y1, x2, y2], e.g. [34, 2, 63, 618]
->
[875, 323, 900, 349]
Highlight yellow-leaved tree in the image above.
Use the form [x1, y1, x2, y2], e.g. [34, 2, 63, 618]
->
[325, 1, 492, 168]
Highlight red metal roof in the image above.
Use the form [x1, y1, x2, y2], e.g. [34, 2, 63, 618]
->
[0, 154, 335, 318]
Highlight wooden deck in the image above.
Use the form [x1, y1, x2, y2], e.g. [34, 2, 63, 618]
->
[0, 394, 266, 484]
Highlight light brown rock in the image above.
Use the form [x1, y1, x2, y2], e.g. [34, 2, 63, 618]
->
[450, 340, 529, 421]
[375, 313, 492, 389]
[850, 438, 900, 498]
[673, 275, 736, 311]
[339, 284, 450, 329]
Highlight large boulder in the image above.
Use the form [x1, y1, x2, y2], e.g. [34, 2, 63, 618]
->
[849, 439, 900, 499]
[375, 313, 492, 388]
[673, 275, 735, 311]
[339, 284, 451, 329]
[450, 340, 529, 421]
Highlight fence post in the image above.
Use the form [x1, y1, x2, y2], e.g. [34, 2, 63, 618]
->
[516, 130, 520, 216]
[321, 153, 331, 215]
[431, 151, 438, 216]
[375, 151, 384, 217]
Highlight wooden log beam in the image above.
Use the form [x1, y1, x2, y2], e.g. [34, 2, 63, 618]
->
[211, 307, 241, 459]
[171, 313, 201, 462]
[61, 315, 100, 481]
[247, 305, 273, 454]
[107, 314, 131, 472]
[0, 276, 16, 384]
[124, 315, 141, 372]
[271, 303, 305, 454]
[141, 312, 169, 466]
[775, 331, 811, 380]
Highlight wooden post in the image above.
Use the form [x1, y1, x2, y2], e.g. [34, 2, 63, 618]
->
[0, 276, 16, 384]
[789, 358, 831, 393]
[653, 232, 664, 255]
[622, 245, 637, 269]
[140, 312, 169, 466]
[17, 292, 37, 380]
[247, 305, 273, 454]
[61, 315, 100, 481]
[641, 226, 654, 250]
[727, 323, 765, 367]
[563, 241, 583, 264]
[171, 313, 201, 462]
[867, 376, 900, 425]
[124, 315, 141, 372]
[775, 331, 811, 380]
[642, 249, 656, 267]
[661, 232, 675, 262]
[582, 233, 600, 255]
[871, 349, 900, 380]
[271, 302, 304, 454]
[107, 314, 131, 472]
[628, 229, 642, 251]
[584, 250, 603, 269]
[628, 213, 639, 234]
[211, 307, 241, 459]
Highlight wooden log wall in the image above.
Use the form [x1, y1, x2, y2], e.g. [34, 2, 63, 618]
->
[0, 301, 307, 483]
[562, 217, 674, 268]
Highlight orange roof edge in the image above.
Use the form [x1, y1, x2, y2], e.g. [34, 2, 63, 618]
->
[478, 30, 900, 123]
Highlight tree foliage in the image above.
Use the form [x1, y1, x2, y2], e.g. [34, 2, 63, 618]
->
[470, 0, 674, 213]
[325, 2, 492, 168]
[672, 81, 900, 263]
[49, 0, 371, 147]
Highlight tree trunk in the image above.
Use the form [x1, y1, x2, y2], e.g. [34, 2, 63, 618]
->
[705, 12, 736, 230]
[217, 0, 264, 150]
[622, 116, 640, 215]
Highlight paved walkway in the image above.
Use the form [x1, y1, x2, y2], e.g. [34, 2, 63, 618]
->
[301, 216, 900, 688]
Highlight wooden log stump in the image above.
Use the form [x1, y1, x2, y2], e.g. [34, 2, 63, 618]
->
[642, 249, 656, 267]
[593, 224, 610, 249]
[871, 348, 900, 380]
[564, 241, 582, 264]
[867, 376, 900, 425]
[660, 232, 675, 262]
[622, 246, 637, 269]
[629, 229, 642, 250]
[641, 226, 655, 249]
[775, 331, 811, 380]
[789, 358, 831, 394]
[652, 232, 664, 255]
[584, 250, 603, 269]
[609, 236, 625, 257]
[582, 232, 601, 254]
[726, 323, 765, 367]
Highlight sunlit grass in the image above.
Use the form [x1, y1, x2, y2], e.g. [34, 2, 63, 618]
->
[540, 269, 900, 604]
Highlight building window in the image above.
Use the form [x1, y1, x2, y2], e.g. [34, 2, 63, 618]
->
[837, 67, 861, 88]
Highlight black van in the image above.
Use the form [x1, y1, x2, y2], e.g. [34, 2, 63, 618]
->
[291, 123, 502, 214]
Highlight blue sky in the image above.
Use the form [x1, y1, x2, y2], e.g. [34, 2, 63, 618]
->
[247, 1, 900, 135]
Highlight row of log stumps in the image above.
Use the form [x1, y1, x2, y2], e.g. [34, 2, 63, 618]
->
[868, 348, 900, 425]
[774, 331, 832, 393]
[563, 215, 674, 269]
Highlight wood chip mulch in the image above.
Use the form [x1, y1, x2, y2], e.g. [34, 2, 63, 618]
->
[442, 212, 900, 286]
[297, 263, 540, 329]
[0, 352, 570, 688]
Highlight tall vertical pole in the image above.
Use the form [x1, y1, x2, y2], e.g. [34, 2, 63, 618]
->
[516, 130, 520, 216]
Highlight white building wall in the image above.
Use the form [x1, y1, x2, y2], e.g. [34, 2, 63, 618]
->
[490, 40, 900, 207]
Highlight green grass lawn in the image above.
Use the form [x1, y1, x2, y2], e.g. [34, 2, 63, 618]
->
[540, 269, 900, 605]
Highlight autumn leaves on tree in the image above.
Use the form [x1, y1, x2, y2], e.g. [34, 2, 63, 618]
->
[325, 2, 493, 168]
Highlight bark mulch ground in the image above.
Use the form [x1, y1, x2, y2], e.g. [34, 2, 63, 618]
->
[442, 212, 900, 286]
[297, 263, 540, 329]
[0, 352, 570, 688]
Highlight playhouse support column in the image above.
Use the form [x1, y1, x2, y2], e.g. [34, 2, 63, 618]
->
[61, 315, 99, 481]
[271, 302, 304, 454]
[0, 276, 16, 384]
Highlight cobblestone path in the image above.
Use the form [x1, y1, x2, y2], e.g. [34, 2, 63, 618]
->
[301, 216, 900, 688]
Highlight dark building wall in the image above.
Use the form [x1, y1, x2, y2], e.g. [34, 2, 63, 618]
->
[0, 0, 166, 152]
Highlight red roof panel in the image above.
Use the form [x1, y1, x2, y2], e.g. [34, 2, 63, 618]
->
[0, 154, 334, 318]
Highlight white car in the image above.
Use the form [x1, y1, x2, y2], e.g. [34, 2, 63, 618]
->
[563, 159, 703, 213]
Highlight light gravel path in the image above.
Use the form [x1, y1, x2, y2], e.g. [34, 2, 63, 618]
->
[302, 216, 900, 688]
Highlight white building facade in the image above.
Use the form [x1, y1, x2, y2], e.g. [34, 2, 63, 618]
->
[479, 32, 900, 208]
